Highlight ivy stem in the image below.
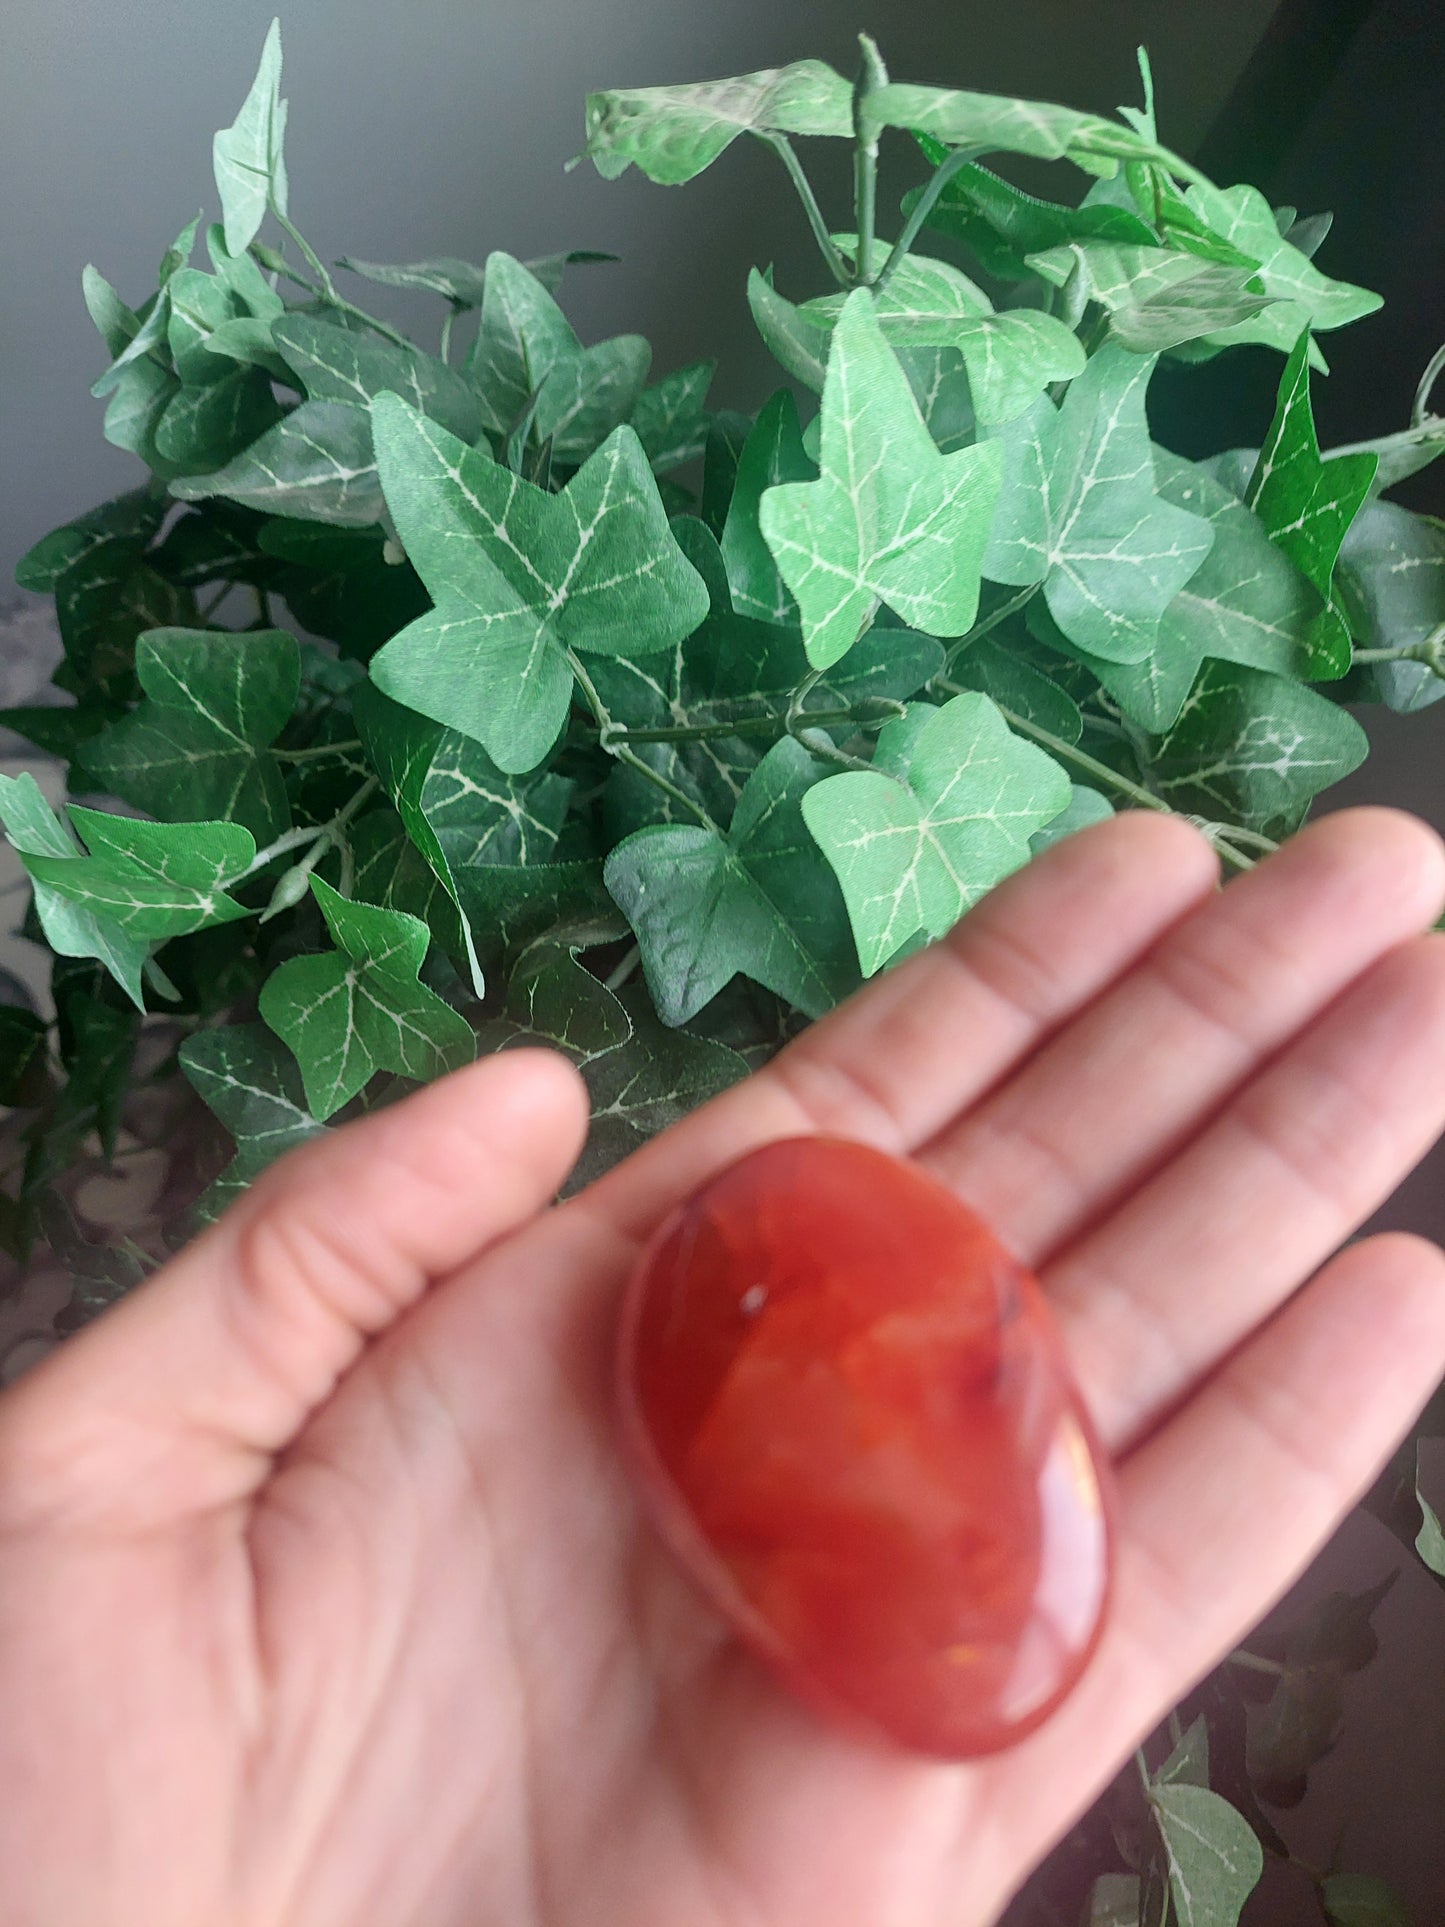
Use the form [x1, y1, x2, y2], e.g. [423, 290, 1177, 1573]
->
[239, 776, 379, 887]
[258, 214, 416, 352]
[874, 146, 982, 294]
[851, 34, 889, 286]
[1413, 340, 1445, 427]
[958, 690, 1274, 872]
[197, 581, 234, 622]
[271, 737, 365, 763]
[604, 700, 903, 746]
[602, 943, 641, 993]
[567, 651, 715, 829]
[440, 306, 458, 364]
[941, 584, 1041, 673]
[757, 134, 852, 290]
[1353, 622, 1445, 674]
[1225, 1649, 1286, 1677]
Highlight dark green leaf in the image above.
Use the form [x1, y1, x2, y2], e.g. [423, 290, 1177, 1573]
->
[630, 360, 715, 473]
[1142, 662, 1367, 837]
[0, 1009, 49, 1108]
[82, 626, 300, 839]
[179, 1021, 324, 1216]
[1246, 334, 1378, 677]
[451, 858, 613, 974]
[257, 517, 430, 657]
[24, 806, 257, 943]
[1321, 1873, 1415, 1927]
[906, 154, 1156, 281]
[1085, 1873, 1142, 1926]
[721, 389, 816, 625]
[1337, 503, 1445, 713]
[271, 314, 485, 442]
[605, 736, 859, 1025]
[171, 401, 383, 526]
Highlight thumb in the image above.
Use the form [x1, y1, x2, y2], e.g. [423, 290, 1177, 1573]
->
[0, 1049, 588, 1529]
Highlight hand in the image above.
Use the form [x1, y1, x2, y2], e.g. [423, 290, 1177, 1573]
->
[3, 808, 1445, 1927]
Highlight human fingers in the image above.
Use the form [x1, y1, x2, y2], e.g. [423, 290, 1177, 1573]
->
[961, 1230, 1445, 1903]
[0, 1050, 588, 1529]
[1045, 931, 1445, 1450]
[581, 810, 1218, 1243]
[917, 808, 1445, 1262]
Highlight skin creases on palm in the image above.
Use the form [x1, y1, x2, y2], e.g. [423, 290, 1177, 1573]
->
[0, 809, 1443, 1926]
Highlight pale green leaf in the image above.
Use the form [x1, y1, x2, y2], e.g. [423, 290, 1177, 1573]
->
[984, 345, 1213, 661]
[758, 289, 1002, 668]
[1028, 782, 1113, 851]
[582, 61, 854, 184]
[1182, 182, 1381, 353]
[872, 79, 1204, 178]
[1417, 1440, 1445, 1578]
[801, 692, 1069, 972]
[747, 267, 830, 391]
[1026, 241, 1271, 351]
[605, 736, 858, 1024]
[0, 773, 149, 1009]
[213, 17, 289, 255]
[1086, 1873, 1142, 1926]
[1321, 1873, 1415, 1927]
[1149, 1783, 1263, 1927]
[259, 877, 475, 1119]
[368, 394, 709, 771]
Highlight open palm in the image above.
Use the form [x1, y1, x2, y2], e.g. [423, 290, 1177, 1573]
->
[3, 807, 1445, 1927]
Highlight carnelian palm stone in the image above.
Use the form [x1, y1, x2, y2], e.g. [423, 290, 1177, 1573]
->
[617, 1135, 1115, 1757]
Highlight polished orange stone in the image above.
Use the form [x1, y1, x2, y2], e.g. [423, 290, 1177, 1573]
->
[617, 1135, 1114, 1757]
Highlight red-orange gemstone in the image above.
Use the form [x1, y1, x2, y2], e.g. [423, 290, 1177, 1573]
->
[617, 1135, 1114, 1757]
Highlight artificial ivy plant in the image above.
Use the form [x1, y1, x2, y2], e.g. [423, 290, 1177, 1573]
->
[5, 20, 1445, 1924]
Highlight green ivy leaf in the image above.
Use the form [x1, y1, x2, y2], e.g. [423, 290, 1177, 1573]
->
[256, 518, 430, 657]
[259, 877, 475, 1119]
[179, 1021, 324, 1217]
[452, 859, 614, 975]
[630, 360, 715, 473]
[81, 626, 300, 839]
[581, 61, 854, 184]
[0, 1008, 50, 1109]
[721, 389, 816, 624]
[905, 154, 1156, 281]
[368, 393, 709, 772]
[801, 692, 1070, 973]
[1085, 1873, 1143, 1926]
[1061, 450, 1320, 731]
[1157, 1714, 1212, 1788]
[605, 736, 858, 1025]
[1321, 1873, 1416, 1927]
[1148, 1783, 1263, 1927]
[1026, 242, 1271, 352]
[1337, 503, 1445, 713]
[1181, 182, 1381, 355]
[747, 266, 830, 392]
[758, 288, 1002, 669]
[23, 806, 256, 942]
[873, 79, 1202, 178]
[577, 990, 749, 1184]
[984, 345, 1213, 662]
[594, 522, 943, 833]
[461, 251, 651, 463]
[1028, 782, 1113, 851]
[947, 630, 1084, 743]
[798, 239, 1085, 424]
[1417, 1440, 1445, 1578]
[335, 247, 609, 307]
[171, 400, 384, 526]
[213, 17, 289, 256]
[1246, 334, 1379, 677]
[1142, 661, 1368, 836]
[272, 315, 485, 443]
